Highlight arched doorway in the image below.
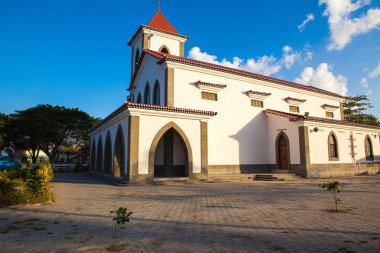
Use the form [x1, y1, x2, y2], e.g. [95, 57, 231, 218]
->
[96, 136, 103, 172]
[103, 132, 112, 174]
[149, 123, 192, 178]
[276, 132, 290, 171]
[90, 139, 96, 171]
[113, 126, 125, 178]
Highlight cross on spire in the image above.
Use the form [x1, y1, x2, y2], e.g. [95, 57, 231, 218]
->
[156, 1, 161, 11]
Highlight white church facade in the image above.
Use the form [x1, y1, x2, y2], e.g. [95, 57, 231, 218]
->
[88, 10, 380, 182]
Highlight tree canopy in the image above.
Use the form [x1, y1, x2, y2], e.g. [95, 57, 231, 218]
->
[3, 105, 100, 163]
[0, 113, 9, 148]
[343, 95, 380, 126]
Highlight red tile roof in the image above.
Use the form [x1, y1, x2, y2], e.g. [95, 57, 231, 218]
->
[88, 102, 217, 133]
[147, 10, 178, 34]
[139, 49, 345, 99]
[265, 109, 380, 129]
[126, 102, 217, 116]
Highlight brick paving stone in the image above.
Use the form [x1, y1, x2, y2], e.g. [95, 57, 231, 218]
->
[0, 173, 379, 252]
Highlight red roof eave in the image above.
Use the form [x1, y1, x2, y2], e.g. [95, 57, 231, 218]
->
[89, 102, 217, 134]
[157, 54, 345, 99]
[265, 109, 380, 130]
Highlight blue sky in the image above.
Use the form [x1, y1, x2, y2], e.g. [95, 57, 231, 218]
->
[0, 0, 379, 118]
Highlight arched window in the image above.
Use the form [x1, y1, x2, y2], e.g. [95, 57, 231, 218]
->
[144, 82, 150, 104]
[160, 46, 169, 54]
[136, 93, 142, 103]
[153, 80, 160, 105]
[365, 135, 374, 160]
[328, 132, 339, 160]
[135, 48, 140, 68]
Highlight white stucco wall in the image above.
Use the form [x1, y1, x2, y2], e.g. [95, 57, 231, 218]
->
[306, 123, 380, 164]
[148, 34, 181, 56]
[132, 55, 166, 105]
[138, 116, 202, 175]
[170, 66, 340, 165]
[353, 132, 380, 163]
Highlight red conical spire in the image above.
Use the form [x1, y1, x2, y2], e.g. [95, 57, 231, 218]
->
[147, 10, 179, 34]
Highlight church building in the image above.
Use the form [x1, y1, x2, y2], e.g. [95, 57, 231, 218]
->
[88, 10, 380, 182]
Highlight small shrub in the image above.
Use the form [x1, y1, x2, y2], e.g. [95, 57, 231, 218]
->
[0, 177, 16, 195]
[109, 207, 133, 251]
[6, 169, 18, 180]
[36, 163, 53, 186]
[0, 189, 54, 207]
[11, 178, 25, 187]
[319, 181, 343, 212]
[26, 175, 45, 197]
[18, 167, 31, 181]
[0, 163, 54, 207]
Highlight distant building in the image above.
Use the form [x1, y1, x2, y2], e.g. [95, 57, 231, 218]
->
[89, 10, 380, 182]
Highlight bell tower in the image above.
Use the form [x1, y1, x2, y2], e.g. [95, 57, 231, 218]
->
[128, 8, 189, 76]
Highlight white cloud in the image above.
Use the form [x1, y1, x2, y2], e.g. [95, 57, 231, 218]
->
[187, 46, 299, 76]
[282, 46, 300, 69]
[298, 13, 315, 31]
[306, 51, 313, 60]
[294, 63, 348, 96]
[360, 77, 369, 88]
[369, 61, 380, 78]
[243, 55, 282, 76]
[319, 0, 380, 50]
[302, 44, 314, 61]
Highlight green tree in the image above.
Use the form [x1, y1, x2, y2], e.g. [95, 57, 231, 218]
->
[0, 113, 8, 149]
[343, 95, 380, 126]
[5, 109, 45, 163]
[4, 105, 99, 163]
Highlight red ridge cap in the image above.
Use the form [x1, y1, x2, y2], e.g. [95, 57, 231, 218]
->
[157, 54, 345, 99]
[147, 10, 178, 34]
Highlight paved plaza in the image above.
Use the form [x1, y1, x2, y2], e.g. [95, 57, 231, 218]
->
[0, 173, 379, 253]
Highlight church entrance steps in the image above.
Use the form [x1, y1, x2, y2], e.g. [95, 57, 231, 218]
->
[153, 177, 192, 185]
[207, 173, 302, 183]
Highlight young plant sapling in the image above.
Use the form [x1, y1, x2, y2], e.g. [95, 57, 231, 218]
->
[319, 181, 343, 212]
[109, 207, 133, 251]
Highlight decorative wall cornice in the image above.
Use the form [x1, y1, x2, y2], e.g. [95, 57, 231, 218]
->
[195, 81, 227, 93]
[245, 90, 271, 100]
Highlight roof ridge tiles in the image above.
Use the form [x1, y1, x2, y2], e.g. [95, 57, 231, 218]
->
[147, 10, 179, 34]
[152, 53, 345, 99]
